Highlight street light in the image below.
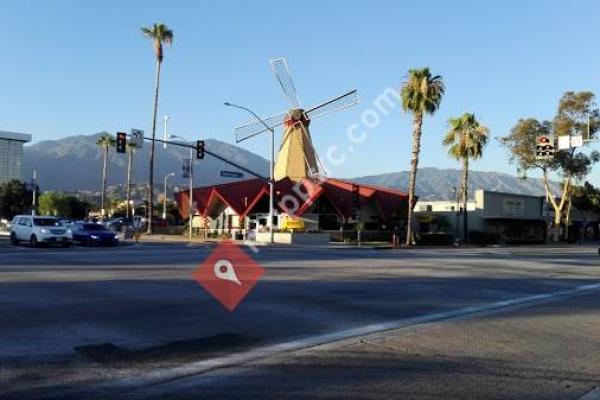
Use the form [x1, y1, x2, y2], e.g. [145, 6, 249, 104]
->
[223, 102, 275, 244]
[163, 172, 175, 220]
[170, 134, 195, 240]
[163, 116, 169, 149]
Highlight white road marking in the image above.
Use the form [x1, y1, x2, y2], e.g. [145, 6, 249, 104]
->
[0, 246, 210, 257]
[579, 387, 600, 400]
[83, 282, 600, 397]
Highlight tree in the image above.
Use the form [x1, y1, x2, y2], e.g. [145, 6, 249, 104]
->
[65, 196, 91, 219]
[501, 92, 600, 241]
[572, 182, 600, 211]
[442, 113, 489, 242]
[141, 23, 173, 234]
[401, 67, 445, 245]
[125, 141, 141, 218]
[38, 192, 70, 216]
[551, 91, 600, 239]
[0, 180, 35, 219]
[96, 132, 115, 221]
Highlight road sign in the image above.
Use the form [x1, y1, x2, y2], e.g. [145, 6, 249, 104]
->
[558, 135, 583, 150]
[193, 240, 265, 311]
[131, 129, 144, 147]
[558, 135, 570, 150]
[182, 158, 193, 179]
[220, 170, 244, 179]
[571, 135, 583, 148]
[116, 132, 127, 153]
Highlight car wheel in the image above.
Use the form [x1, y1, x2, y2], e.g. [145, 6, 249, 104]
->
[30, 235, 38, 247]
[62, 242, 72, 248]
[85, 238, 91, 247]
[10, 233, 19, 246]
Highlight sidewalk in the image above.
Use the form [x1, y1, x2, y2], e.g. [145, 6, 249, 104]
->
[126, 233, 599, 251]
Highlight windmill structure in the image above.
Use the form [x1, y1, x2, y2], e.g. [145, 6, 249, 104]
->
[234, 58, 359, 182]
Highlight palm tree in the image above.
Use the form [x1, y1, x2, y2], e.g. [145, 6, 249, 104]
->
[125, 141, 140, 219]
[96, 133, 116, 221]
[443, 113, 489, 243]
[401, 68, 445, 246]
[141, 23, 173, 234]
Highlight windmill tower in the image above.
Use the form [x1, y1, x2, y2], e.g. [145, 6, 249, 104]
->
[234, 58, 359, 182]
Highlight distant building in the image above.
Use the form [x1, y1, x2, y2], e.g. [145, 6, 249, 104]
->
[416, 190, 548, 243]
[0, 131, 32, 183]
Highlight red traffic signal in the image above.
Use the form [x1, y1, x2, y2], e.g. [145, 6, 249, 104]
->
[535, 135, 554, 160]
[116, 132, 127, 153]
[536, 135, 551, 145]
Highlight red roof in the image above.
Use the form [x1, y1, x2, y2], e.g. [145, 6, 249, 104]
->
[174, 177, 408, 221]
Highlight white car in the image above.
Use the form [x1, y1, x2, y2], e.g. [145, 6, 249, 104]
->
[10, 215, 73, 247]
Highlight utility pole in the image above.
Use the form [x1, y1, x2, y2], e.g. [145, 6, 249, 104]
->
[169, 134, 196, 240]
[189, 154, 193, 240]
[452, 186, 460, 245]
[163, 172, 175, 220]
[31, 169, 37, 216]
[163, 116, 169, 149]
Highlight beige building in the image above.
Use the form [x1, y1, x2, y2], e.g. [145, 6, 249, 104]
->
[415, 189, 547, 243]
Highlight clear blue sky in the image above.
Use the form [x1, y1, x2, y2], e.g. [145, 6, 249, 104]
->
[3, 0, 599, 181]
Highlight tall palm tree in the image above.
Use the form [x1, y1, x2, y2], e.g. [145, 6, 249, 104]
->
[125, 141, 141, 218]
[96, 133, 116, 221]
[443, 113, 489, 243]
[401, 68, 445, 246]
[141, 23, 173, 234]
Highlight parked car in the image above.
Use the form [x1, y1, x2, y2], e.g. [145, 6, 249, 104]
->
[71, 222, 119, 246]
[105, 217, 131, 232]
[10, 215, 73, 247]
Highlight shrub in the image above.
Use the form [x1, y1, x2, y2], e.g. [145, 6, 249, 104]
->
[468, 230, 500, 245]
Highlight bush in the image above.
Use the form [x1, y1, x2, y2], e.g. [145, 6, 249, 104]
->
[416, 233, 452, 245]
[468, 230, 500, 245]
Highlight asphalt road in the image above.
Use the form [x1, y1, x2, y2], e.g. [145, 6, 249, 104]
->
[1, 240, 600, 399]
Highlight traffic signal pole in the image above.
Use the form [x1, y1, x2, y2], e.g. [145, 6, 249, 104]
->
[118, 133, 268, 240]
[133, 135, 268, 181]
[189, 147, 193, 240]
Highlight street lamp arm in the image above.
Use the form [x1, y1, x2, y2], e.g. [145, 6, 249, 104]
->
[224, 101, 276, 244]
[223, 102, 275, 133]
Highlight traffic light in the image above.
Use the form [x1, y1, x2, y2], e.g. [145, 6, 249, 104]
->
[116, 132, 127, 153]
[535, 135, 554, 160]
[196, 140, 205, 160]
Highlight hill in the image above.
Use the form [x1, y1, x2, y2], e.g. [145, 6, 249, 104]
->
[23, 132, 269, 191]
[353, 167, 558, 200]
[22, 134, 558, 201]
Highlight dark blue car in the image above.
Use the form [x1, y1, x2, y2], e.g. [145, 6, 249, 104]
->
[72, 222, 119, 246]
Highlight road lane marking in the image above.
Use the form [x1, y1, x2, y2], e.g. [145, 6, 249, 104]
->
[579, 388, 600, 400]
[78, 281, 600, 397]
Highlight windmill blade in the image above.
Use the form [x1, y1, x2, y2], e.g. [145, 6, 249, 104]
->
[305, 90, 359, 120]
[270, 58, 301, 109]
[234, 111, 288, 143]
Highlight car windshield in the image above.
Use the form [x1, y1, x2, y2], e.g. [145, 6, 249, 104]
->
[33, 218, 60, 227]
[83, 224, 108, 231]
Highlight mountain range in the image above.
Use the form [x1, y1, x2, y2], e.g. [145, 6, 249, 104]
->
[23, 133, 556, 200]
[354, 168, 559, 200]
[23, 132, 269, 192]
